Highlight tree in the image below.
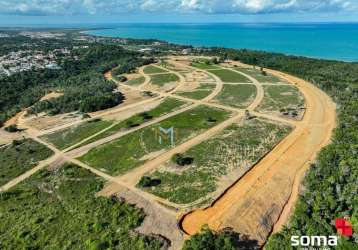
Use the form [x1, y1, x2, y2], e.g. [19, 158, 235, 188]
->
[172, 153, 194, 166]
[138, 176, 161, 188]
[4, 124, 20, 133]
[183, 227, 259, 250]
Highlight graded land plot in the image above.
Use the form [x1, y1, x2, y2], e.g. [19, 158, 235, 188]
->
[190, 62, 221, 70]
[143, 65, 168, 74]
[140, 119, 292, 205]
[22, 112, 84, 131]
[258, 85, 305, 117]
[175, 83, 216, 100]
[160, 61, 190, 73]
[78, 105, 231, 176]
[213, 84, 257, 108]
[182, 70, 216, 86]
[150, 73, 179, 87]
[40, 118, 113, 150]
[207, 69, 252, 83]
[0, 163, 163, 249]
[0, 139, 53, 186]
[77, 98, 188, 147]
[125, 76, 145, 86]
[232, 67, 287, 83]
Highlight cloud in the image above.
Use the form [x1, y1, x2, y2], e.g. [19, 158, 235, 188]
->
[180, 0, 357, 14]
[0, 0, 356, 16]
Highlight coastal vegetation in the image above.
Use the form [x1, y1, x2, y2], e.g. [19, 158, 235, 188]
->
[232, 67, 285, 83]
[208, 69, 251, 83]
[183, 227, 259, 250]
[191, 59, 221, 70]
[257, 85, 305, 115]
[0, 138, 53, 186]
[0, 163, 163, 249]
[213, 84, 257, 109]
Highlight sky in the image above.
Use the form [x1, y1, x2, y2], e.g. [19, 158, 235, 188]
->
[0, 0, 358, 25]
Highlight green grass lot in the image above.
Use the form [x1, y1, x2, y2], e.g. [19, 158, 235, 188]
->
[175, 83, 216, 100]
[0, 163, 162, 249]
[126, 76, 145, 86]
[233, 67, 286, 83]
[40, 119, 113, 150]
[191, 62, 220, 70]
[76, 98, 187, 147]
[208, 69, 251, 83]
[160, 62, 190, 73]
[214, 84, 257, 108]
[142, 119, 292, 204]
[150, 73, 179, 87]
[258, 85, 305, 112]
[78, 105, 231, 176]
[143, 65, 167, 74]
[0, 139, 54, 186]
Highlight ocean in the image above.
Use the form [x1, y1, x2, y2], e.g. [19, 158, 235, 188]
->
[85, 23, 358, 62]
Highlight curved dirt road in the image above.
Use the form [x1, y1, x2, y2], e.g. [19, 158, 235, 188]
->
[167, 59, 225, 102]
[222, 67, 264, 111]
[180, 67, 336, 245]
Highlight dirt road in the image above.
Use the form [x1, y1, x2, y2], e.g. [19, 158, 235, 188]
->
[180, 65, 336, 245]
[116, 112, 242, 187]
[114, 61, 265, 188]
[167, 59, 224, 101]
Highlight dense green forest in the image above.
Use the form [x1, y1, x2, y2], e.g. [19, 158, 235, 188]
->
[185, 49, 358, 248]
[0, 41, 154, 126]
[0, 163, 164, 249]
[182, 228, 258, 250]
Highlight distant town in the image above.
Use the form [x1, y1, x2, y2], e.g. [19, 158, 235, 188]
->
[0, 30, 195, 77]
[0, 48, 71, 76]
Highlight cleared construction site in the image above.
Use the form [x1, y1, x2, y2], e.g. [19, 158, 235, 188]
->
[0, 56, 336, 250]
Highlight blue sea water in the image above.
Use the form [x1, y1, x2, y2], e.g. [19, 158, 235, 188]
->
[86, 23, 358, 62]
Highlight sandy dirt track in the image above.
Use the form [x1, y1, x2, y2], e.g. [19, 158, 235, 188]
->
[180, 64, 336, 245]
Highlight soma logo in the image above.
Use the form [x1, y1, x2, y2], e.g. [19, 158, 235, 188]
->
[291, 218, 353, 247]
[335, 218, 353, 237]
[291, 235, 337, 247]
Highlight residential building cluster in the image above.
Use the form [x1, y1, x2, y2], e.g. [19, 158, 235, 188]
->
[19, 31, 65, 39]
[0, 48, 71, 76]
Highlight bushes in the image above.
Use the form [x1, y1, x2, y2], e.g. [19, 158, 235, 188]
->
[28, 72, 125, 115]
[0, 164, 164, 249]
[0, 138, 53, 186]
[139, 112, 154, 121]
[183, 227, 259, 250]
[172, 153, 194, 166]
[138, 176, 161, 188]
[4, 124, 20, 133]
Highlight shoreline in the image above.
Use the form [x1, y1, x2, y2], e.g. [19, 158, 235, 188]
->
[83, 25, 358, 63]
[1, 24, 357, 62]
